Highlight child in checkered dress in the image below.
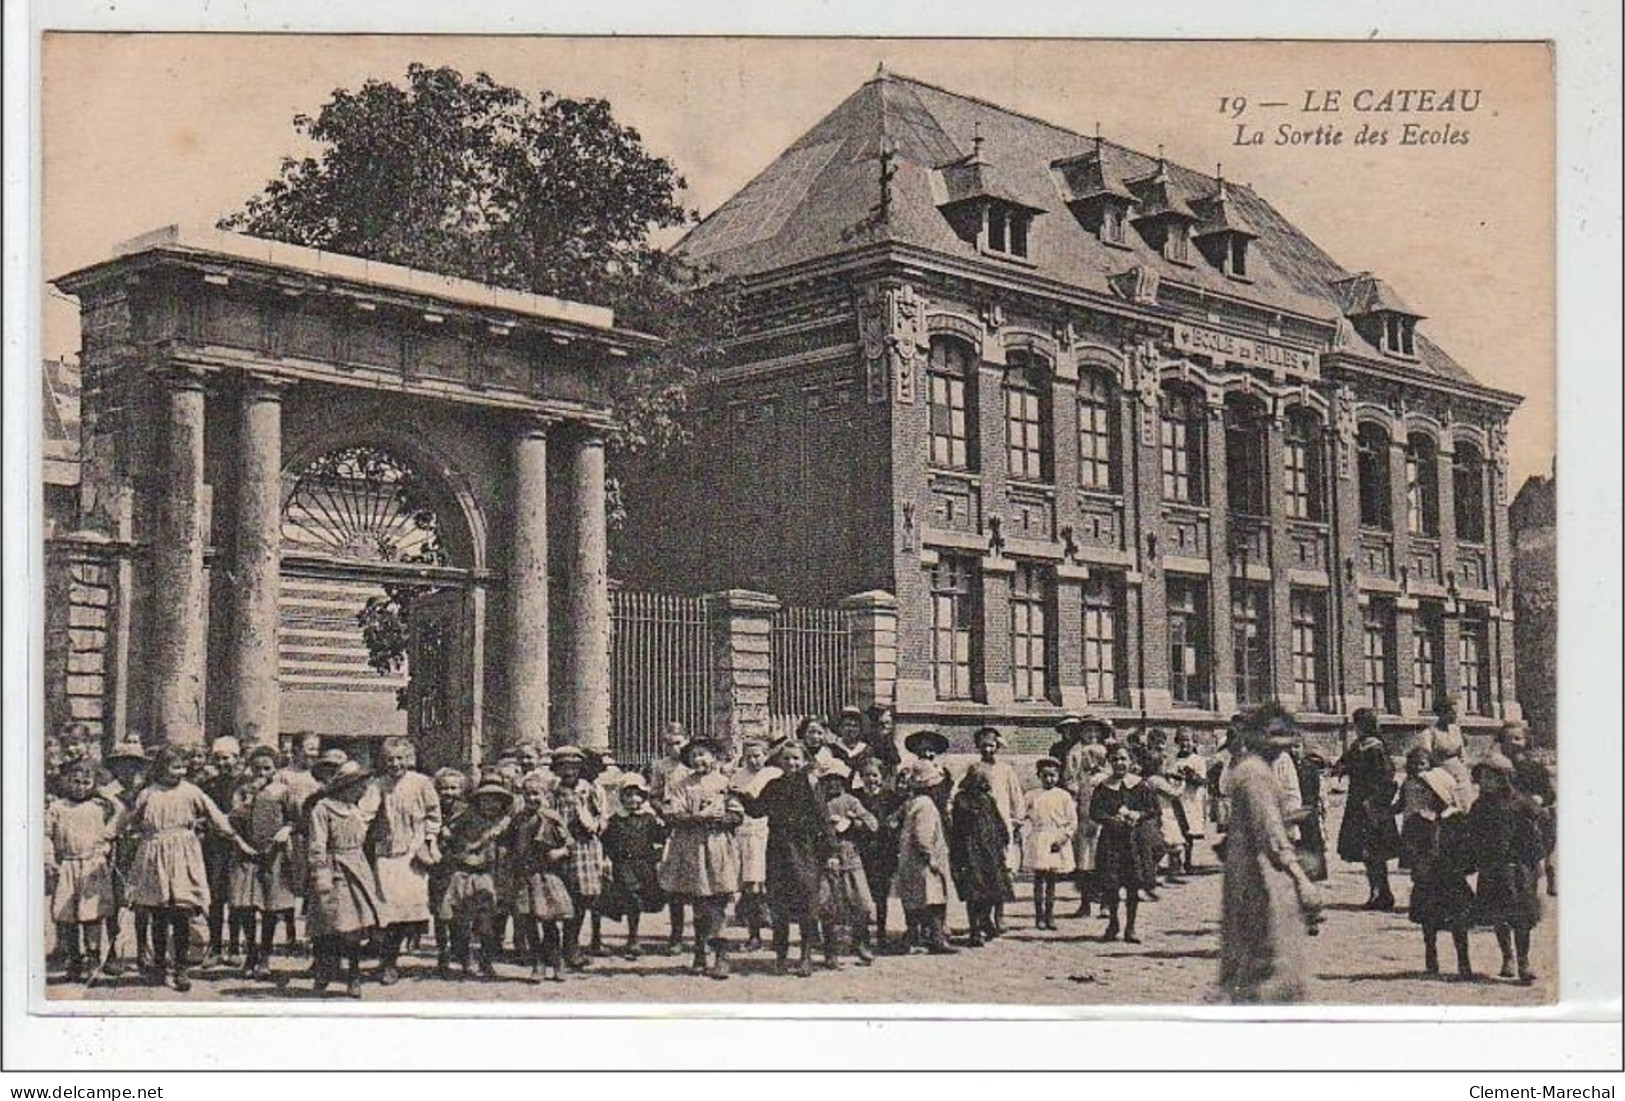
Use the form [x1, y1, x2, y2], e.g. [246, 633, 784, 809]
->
[545, 746, 607, 970]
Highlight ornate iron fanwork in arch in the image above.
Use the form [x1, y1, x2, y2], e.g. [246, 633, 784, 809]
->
[282, 446, 450, 567]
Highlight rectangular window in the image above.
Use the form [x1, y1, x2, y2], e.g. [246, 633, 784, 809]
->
[1358, 426, 1392, 530]
[931, 557, 979, 700]
[1167, 577, 1209, 707]
[1161, 391, 1204, 504]
[1229, 235, 1249, 278]
[1165, 222, 1191, 264]
[1006, 385, 1045, 481]
[1082, 573, 1121, 704]
[1460, 614, 1492, 716]
[1406, 439, 1439, 537]
[1225, 406, 1268, 517]
[929, 372, 969, 469]
[1284, 417, 1319, 520]
[1290, 590, 1327, 712]
[1102, 205, 1126, 245]
[987, 206, 1008, 254]
[1412, 602, 1445, 713]
[1077, 372, 1115, 491]
[1364, 598, 1398, 713]
[1010, 562, 1054, 702]
[1231, 583, 1271, 707]
[1454, 453, 1487, 543]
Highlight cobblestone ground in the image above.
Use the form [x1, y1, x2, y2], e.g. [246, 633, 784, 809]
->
[48, 814, 1556, 1008]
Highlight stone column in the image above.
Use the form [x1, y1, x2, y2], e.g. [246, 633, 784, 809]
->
[508, 420, 552, 744]
[706, 590, 780, 762]
[839, 590, 899, 712]
[227, 374, 285, 746]
[149, 364, 210, 745]
[560, 430, 611, 750]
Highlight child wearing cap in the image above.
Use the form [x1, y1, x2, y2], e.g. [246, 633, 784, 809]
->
[1023, 757, 1077, 930]
[895, 762, 956, 955]
[436, 778, 516, 980]
[657, 739, 743, 979]
[599, 775, 669, 958]
[306, 762, 384, 998]
[100, 737, 150, 977]
[45, 759, 123, 982]
[509, 773, 576, 983]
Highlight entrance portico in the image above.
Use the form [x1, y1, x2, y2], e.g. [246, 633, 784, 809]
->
[54, 226, 654, 762]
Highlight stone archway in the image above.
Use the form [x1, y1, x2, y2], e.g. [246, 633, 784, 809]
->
[277, 443, 476, 768]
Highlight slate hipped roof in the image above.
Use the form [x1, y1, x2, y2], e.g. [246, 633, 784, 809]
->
[43, 357, 81, 487]
[677, 70, 1478, 384]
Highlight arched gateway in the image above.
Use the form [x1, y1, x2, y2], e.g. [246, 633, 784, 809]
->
[52, 226, 653, 764]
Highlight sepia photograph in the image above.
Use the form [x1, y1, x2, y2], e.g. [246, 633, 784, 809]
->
[30, 33, 1567, 1017]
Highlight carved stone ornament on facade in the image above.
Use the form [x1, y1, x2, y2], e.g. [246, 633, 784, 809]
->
[1134, 340, 1162, 446]
[1335, 384, 1358, 479]
[1109, 265, 1161, 306]
[1490, 420, 1510, 503]
[858, 283, 926, 405]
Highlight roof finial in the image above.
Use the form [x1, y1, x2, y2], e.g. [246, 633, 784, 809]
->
[1214, 162, 1229, 200]
[875, 60, 888, 79]
[971, 120, 985, 162]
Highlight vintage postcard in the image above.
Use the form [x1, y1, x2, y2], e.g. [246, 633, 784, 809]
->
[26, 33, 1571, 1025]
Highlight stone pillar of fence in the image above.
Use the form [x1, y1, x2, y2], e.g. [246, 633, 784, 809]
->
[704, 589, 781, 761]
[839, 589, 899, 713]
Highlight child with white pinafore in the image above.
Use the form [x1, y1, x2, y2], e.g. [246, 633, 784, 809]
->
[1022, 757, 1077, 931]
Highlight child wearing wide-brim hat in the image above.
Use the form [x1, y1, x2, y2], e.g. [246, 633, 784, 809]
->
[902, 730, 954, 815]
[435, 780, 515, 979]
[894, 761, 955, 955]
[305, 762, 384, 998]
[599, 773, 669, 958]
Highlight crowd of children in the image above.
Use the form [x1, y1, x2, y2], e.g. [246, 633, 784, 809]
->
[43, 698, 1553, 997]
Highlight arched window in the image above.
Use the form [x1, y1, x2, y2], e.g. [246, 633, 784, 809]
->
[1160, 385, 1206, 505]
[1004, 350, 1050, 482]
[1076, 367, 1117, 491]
[1406, 433, 1440, 537]
[1453, 441, 1487, 543]
[1283, 409, 1325, 521]
[1224, 395, 1269, 517]
[1357, 422, 1392, 530]
[927, 337, 977, 471]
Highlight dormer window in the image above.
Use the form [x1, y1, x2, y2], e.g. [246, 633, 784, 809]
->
[1128, 154, 1198, 267]
[935, 137, 1043, 263]
[1193, 171, 1258, 281]
[1331, 272, 1425, 362]
[1051, 141, 1134, 249]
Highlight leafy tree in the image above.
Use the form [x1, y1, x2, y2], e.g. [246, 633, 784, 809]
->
[223, 64, 741, 678]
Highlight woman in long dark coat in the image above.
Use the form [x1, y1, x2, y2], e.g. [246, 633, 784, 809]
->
[948, 769, 1012, 946]
[737, 741, 837, 977]
[1090, 746, 1160, 943]
[1334, 709, 1401, 910]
